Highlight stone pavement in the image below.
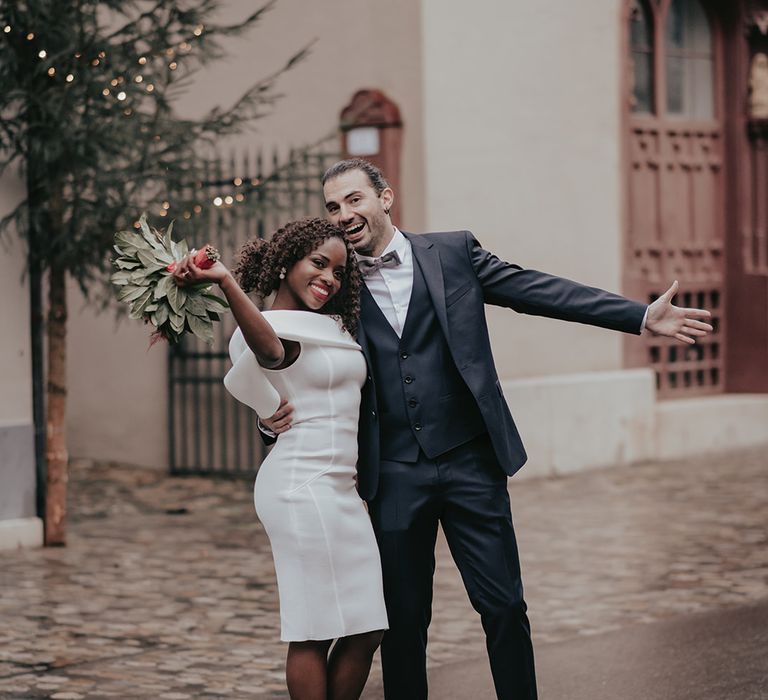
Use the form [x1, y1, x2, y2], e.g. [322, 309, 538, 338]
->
[379, 599, 768, 700]
[1, 447, 766, 699]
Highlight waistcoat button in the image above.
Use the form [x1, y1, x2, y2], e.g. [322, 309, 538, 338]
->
[414, 423, 422, 431]
[400, 352, 409, 360]
[404, 376, 413, 384]
[407, 398, 418, 408]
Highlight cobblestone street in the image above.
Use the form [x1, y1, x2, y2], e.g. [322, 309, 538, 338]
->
[1, 447, 767, 699]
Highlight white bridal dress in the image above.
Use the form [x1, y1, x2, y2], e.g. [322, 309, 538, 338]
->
[224, 310, 388, 642]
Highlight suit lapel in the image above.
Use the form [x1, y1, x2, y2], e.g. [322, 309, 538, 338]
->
[403, 232, 449, 340]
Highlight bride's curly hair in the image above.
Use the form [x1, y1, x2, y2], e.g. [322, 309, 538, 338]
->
[233, 218, 361, 336]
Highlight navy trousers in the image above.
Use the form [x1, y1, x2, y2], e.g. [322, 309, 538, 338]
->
[368, 434, 538, 700]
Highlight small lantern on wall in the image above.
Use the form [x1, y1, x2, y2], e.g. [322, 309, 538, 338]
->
[340, 89, 403, 225]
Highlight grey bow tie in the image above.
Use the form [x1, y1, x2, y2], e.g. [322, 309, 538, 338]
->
[357, 250, 402, 277]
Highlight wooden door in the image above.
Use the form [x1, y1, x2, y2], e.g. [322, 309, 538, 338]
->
[623, 0, 726, 397]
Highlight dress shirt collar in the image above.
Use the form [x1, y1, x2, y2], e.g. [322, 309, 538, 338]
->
[356, 227, 409, 264]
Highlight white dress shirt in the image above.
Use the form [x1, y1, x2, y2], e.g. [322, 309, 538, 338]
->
[356, 227, 413, 337]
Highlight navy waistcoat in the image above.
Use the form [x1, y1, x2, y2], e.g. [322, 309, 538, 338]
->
[361, 256, 486, 462]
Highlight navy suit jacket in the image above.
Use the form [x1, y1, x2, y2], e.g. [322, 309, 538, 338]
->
[354, 230, 647, 501]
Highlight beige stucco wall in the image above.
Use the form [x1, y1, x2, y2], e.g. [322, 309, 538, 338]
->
[420, 0, 628, 380]
[0, 170, 39, 539]
[0, 173, 32, 424]
[67, 0, 425, 466]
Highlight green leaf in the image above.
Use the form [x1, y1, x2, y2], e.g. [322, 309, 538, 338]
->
[154, 249, 175, 266]
[164, 220, 175, 251]
[136, 248, 160, 267]
[118, 285, 149, 303]
[115, 259, 141, 270]
[110, 271, 132, 285]
[129, 289, 153, 319]
[155, 303, 170, 327]
[185, 294, 207, 317]
[187, 312, 214, 344]
[202, 292, 230, 310]
[153, 274, 174, 300]
[167, 282, 187, 314]
[169, 310, 185, 333]
[115, 230, 151, 254]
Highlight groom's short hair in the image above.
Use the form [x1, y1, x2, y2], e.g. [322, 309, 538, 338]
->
[322, 158, 390, 196]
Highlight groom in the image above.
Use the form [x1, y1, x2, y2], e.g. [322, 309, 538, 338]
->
[262, 158, 712, 699]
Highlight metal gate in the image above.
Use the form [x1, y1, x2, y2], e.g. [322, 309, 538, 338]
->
[168, 136, 341, 476]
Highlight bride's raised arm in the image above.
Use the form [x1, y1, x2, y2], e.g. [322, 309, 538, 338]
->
[172, 254, 285, 368]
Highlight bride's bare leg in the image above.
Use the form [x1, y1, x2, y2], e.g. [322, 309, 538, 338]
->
[327, 630, 384, 700]
[287, 639, 333, 700]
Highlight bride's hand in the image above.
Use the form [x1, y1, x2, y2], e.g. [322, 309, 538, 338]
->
[172, 252, 229, 286]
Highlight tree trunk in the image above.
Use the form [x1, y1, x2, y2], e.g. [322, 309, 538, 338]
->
[44, 263, 68, 546]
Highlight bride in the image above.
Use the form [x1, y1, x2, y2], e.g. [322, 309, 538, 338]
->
[173, 217, 387, 700]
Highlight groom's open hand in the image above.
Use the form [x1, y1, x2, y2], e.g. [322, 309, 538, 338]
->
[645, 280, 713, 344]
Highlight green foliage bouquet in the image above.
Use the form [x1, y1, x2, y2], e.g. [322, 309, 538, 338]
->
[111, 215, 229, 345]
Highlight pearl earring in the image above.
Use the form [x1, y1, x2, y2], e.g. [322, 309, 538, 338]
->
[279, 267, 286, 280]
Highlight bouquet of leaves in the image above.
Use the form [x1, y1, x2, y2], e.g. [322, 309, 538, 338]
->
[111, 214, 229, 345]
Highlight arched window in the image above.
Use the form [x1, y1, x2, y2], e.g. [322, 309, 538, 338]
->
[665, 0, 715, 118]
[629, 0, 655, 114]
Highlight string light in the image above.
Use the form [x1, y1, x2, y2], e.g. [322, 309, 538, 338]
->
[98, 51, 106, 59]
[162, 201, 170, 210]
[193, 205, 202, 214]
[213, 196, 223, 207]
[233, 177, 242, 186]
[180, 42, 191, 52]
[235, 193, 245, 202]
[183, 212, 191, 219]
[65, 74, 74, 82]
[165, 47, 175, 57]
[159, 210, 167, 217]
[138, 56, 147, 65]
[91, 58, 100, 66]
[3, 26, 11, 34]
[47, 67, 56, 76]
[146, 83, 154, 92]
[169, 61, 177, 70]
[134, 75, 143, 83]
[26, 32, 34, 40]
[38, 50, 47, 59]
[123, 108, 132, 116]
[75, 52, 81, 58]
[224, 195, 234, 205]
[102, 88, 110, 96]
[117, 91, 126, 100]
[193, 25, 204, 36]
[110, 78, 119, 86]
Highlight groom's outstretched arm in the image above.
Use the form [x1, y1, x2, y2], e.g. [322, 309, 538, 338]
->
[466, 232, 647, 334]
[466, 232, 711, 342]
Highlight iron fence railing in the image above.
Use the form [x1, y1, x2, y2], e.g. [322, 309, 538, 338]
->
[168, 135, 341, 476]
